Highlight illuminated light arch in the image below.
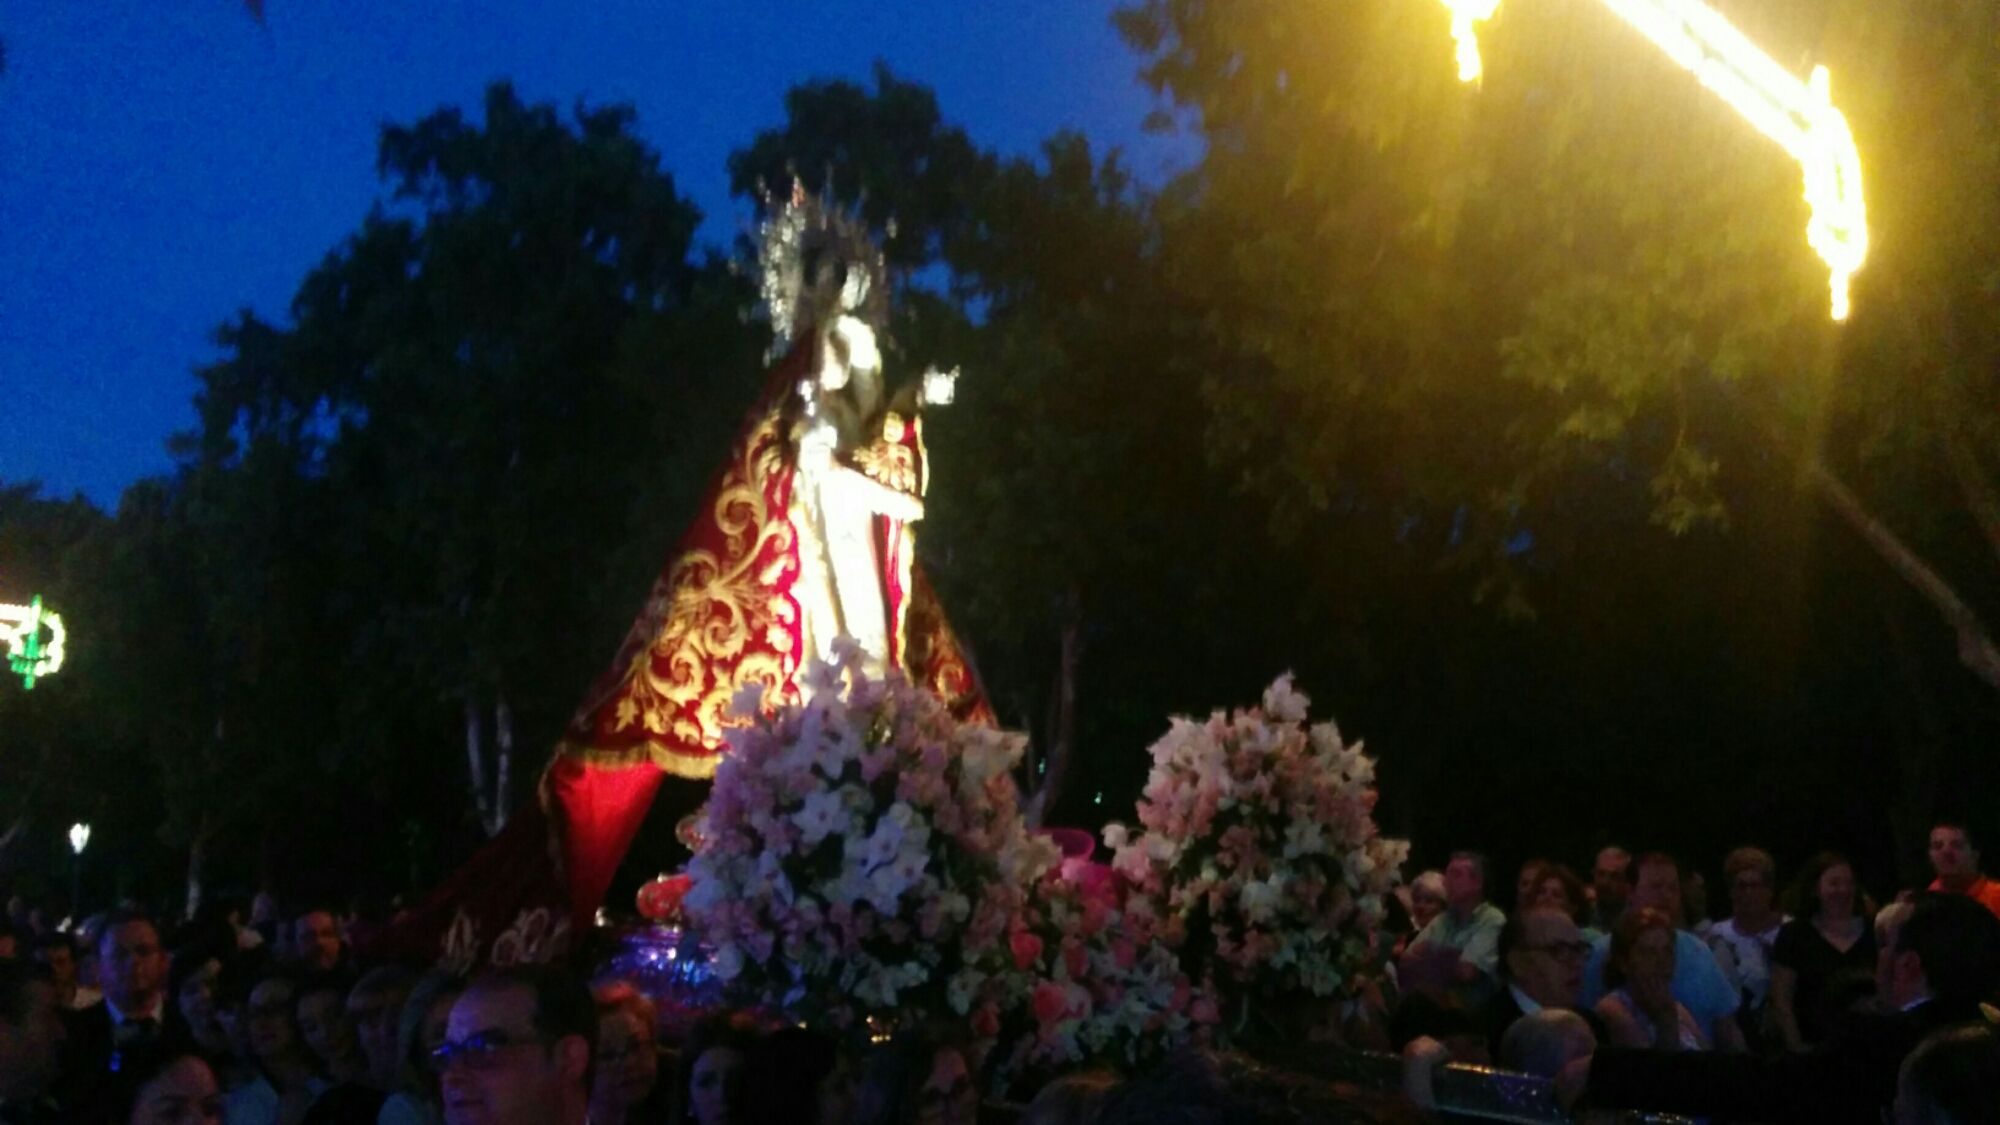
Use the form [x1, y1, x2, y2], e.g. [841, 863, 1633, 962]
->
[1437, 0, 1868, 320]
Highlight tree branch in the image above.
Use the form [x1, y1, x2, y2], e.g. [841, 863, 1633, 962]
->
[1805, 459, 2000, 691]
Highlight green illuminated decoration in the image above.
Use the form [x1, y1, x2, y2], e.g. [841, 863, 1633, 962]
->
[2, 595, 67, 690]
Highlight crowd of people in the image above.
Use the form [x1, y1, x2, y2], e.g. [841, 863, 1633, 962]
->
[1, 822, 1998, 1125]
[1390, 822, 2000, 1123]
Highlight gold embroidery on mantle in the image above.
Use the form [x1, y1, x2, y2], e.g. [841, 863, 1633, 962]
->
[557, 398, 802, 778]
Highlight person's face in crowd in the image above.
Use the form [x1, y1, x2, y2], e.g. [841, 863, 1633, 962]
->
[250, 893, 279, 927]
[130, 1055, 224, 1125]
[348, 984, 411, 1089]
[440, 983, 587, 1125]
[1509, 911, 1589, 1010]
[1593, 849, 1632, 911]
[298, 987, 359, 1066]
[1533, 876, 1576, 917]
[1622, 927, 1678, 1013]
[214, 995, 253, 1067]
[914, 1046, 978, 1125]
[1817, 864, 1858, 921]
[0, 979, 64, 1101]
[1410, 885, 1445, 931]
[1630, 861, 1682, 924]
[246, 979, 301, 1065]
[1443, 857, 1485, 914]
[1927, 827, 1977, 881]
[688, 1044, 744, 1125]
[1516, 864, 1543, 911]
[293, 912, 343, 971]
[177, 960, 226, 1051]
[590, 1007, 657, 1113]
[1729, 865, 1775, 922]
[36, 942, 75, 987]
[0, 934, 19, 960]
[102, 920, 168, 1011]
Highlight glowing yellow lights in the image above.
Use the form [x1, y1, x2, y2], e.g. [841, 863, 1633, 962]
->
[1439, 0, 1502, 81]
[1436, 0, 1868, 320]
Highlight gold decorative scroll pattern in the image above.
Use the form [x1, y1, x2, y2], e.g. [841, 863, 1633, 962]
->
[559, 397, 803, 778]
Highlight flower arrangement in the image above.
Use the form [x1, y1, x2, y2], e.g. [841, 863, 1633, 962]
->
[683, 642, 1058, 1036]
[1004, 854, 1218, 1070]
[1104, 675, 1408, 1021]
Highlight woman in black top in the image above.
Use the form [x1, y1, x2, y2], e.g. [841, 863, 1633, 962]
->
[1769, 851, 1875, 1050]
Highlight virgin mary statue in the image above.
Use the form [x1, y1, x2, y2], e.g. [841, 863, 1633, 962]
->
[368, 189, 990, 969]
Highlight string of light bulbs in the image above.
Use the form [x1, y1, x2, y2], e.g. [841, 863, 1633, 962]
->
[1436, 0, 1867, 320]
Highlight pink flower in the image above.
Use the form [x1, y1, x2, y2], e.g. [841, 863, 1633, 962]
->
[971, 1004, 1001, 1039]
[1112, 938, 1138, 970]
[1062, 938, 1088, 979]
[1189, 992, 1220, 1025]
[1079, 896, 1112, 938]
[1009, 930, 1044, 970]
[1032, 981, 1069, 1026]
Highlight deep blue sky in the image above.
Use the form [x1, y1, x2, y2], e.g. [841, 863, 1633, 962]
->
[0, 1, 1189, 507]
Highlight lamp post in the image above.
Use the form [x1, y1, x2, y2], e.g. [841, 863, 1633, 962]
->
[68, 822, 90, 922]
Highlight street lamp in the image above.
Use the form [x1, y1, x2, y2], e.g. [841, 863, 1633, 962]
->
[69, 822, 90, 921]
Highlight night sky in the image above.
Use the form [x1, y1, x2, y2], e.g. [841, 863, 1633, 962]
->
[0, 1, 1185, 507]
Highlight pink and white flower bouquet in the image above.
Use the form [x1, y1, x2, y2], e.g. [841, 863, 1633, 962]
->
[684, 642, 1058, 1035]
[1104, 675, 1408, 1019]
[1004, 854, 1218, 1069]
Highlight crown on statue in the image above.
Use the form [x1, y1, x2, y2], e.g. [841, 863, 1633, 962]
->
[755, 180, 891, 361]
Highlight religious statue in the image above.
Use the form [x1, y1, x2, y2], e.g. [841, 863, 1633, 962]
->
[364, 185, 991, 969]
[782, 246, 953, 676]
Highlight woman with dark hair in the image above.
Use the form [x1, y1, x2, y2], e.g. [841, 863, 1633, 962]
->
[589, 983, 666, 1125]
[1771, 851, 1876, 1051]
[738, 1027, 857, 1125]
[669, 1014, 760, 1125]
[1594, 907, 1711, 1051]
[170, 954, 233, 1067]
[106, 1045, 225, 1125]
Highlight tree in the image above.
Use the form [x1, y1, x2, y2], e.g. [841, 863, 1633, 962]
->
[188, 82, 751, 838]
[1115, 0, 1999, 677]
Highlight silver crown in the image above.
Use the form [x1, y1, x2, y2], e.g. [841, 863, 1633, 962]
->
[754, 181, 890, 361]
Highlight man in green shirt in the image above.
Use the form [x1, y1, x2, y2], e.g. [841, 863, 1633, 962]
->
[1404, 851, 1507, 990]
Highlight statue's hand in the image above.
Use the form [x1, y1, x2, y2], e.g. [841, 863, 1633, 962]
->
[879, 489, 925, 523]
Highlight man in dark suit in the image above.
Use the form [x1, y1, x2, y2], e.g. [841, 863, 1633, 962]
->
[55, 908, 194, 1116]
[1482, 908, 1594, 1057]
[1578, 892, 2000, 1125]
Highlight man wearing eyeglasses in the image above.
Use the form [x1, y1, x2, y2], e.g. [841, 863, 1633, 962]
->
[436, 965, 595, 1125]
[1482, 908, 1592, 1057]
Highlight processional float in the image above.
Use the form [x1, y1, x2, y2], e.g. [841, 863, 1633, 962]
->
[369, 189, 988, 969]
